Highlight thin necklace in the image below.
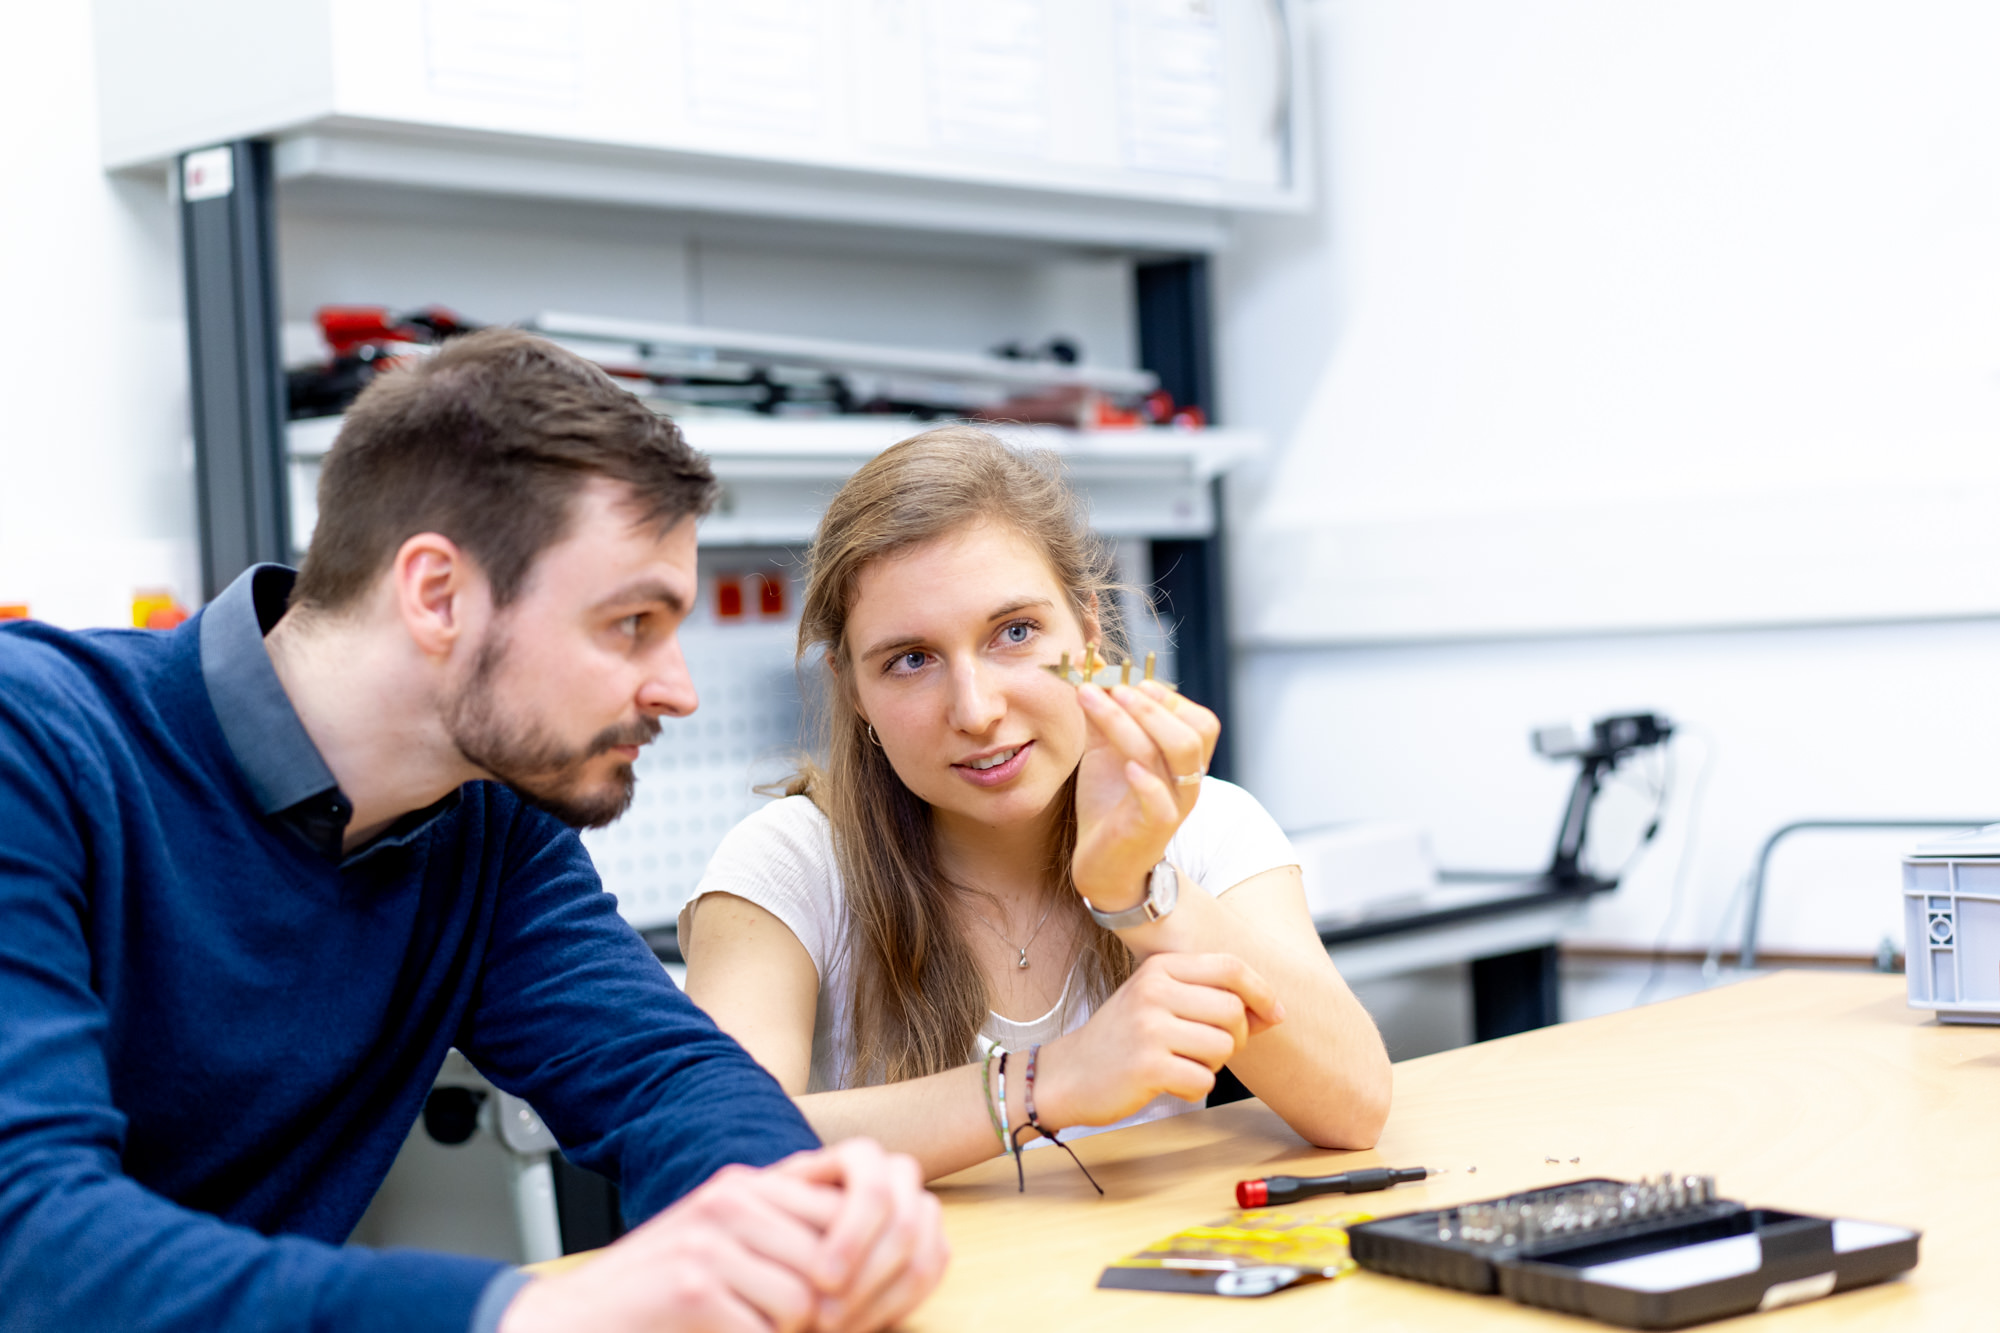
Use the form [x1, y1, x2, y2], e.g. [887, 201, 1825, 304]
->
[973, 899, 1059, 970]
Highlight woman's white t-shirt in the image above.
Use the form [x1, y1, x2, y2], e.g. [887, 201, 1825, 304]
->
[683, 777, 1299, 1143]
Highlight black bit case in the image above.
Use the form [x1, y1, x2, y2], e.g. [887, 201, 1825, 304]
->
[1348, 1178, 1919, 1329]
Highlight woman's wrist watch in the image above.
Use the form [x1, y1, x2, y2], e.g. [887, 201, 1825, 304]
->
[1082, 860, 1180, 930]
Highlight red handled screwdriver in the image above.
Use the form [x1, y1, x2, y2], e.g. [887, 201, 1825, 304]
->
[1236, 1166, 1441, 1208]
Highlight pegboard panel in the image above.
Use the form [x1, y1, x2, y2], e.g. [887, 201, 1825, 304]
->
[581, 554, 808, 931]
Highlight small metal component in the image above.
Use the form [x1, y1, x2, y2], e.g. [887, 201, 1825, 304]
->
[1044, 642, 1177, 692]
[1569, 1156, 1580, 1164]
[1435, 1173, 1726, 1256]
[1467, 1165, 1477, 1174]
[1545, 1156, 1559, 1164]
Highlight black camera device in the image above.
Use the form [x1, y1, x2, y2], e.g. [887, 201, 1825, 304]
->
[1534, 712, 1674, 881]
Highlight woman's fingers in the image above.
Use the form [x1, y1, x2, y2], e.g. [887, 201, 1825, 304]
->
[1100, 683, 1208, 780]
[1155, 1051, 1228, 1102]
[1159, 953, 1287, 1028]
[1121, 682, 1218, 784]
[1071, 763, 1177, 896]
[1078, 682, 1220, 819]
[1079, 687, 1204, 825]
[1153, 977, 1252, 1051]
[1137, 679, 1219, 751]
[1123, 760, 1181, 830]
[1138, 677, 1218, 726]
[1047, 951, 1289, 1127]
[1076, 684, 1168, 774]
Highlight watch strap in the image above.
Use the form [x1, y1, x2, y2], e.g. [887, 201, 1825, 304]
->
[1083, 860, 1178, 930]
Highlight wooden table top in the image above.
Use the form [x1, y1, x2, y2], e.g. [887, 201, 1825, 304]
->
[915, 971, 2000, 1330]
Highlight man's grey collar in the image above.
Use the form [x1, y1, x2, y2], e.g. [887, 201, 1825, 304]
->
[198, 565, 342, 817]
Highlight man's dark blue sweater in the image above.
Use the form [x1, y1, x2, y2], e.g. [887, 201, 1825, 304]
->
[0, 567, 819, 1332]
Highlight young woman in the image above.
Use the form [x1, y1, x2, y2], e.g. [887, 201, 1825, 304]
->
[681, 427, 1390, 1182]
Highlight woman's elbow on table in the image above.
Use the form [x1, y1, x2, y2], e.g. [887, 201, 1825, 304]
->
[1287, 1057, 1393, 1151]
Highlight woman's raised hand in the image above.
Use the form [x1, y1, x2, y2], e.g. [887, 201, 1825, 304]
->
[1071, 678, 1220, 910]
[1032, 953, 1284, 1130]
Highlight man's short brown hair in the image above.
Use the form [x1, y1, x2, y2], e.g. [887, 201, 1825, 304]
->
[293, 328, 716, 613]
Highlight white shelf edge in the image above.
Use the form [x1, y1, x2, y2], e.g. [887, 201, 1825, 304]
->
[268, 124, 1240, 253]
[288, 416, 1261, 549]
[289, 415, 1260, 472]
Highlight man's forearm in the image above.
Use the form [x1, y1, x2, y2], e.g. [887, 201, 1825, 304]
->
[0, 1153, 504, 1333]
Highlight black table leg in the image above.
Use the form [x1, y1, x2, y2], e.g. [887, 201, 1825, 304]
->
[1471, 945, 1561, 1041]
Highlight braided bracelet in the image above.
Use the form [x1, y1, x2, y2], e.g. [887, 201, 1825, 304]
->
[996, 1050, 1016, 1158]
[1008, 1043, 1103, 1195]
[979, 1048, 1010, 1155]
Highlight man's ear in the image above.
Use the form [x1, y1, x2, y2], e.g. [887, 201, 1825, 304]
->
[391, 533, 482, 659]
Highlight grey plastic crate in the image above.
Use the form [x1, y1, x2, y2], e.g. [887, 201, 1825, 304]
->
[1904, 825, 2000, 1024]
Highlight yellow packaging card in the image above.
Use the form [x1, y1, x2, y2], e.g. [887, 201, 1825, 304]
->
[1098, 1208, 1369, 1297]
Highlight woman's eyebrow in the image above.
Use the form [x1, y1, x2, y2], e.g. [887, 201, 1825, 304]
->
[858, 632, 927, 661]
[855, 598, 1052, 662]
[987, 597, 1053, 621]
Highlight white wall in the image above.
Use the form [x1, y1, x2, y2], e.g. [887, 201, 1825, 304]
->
[1215, 0, 2000, 957]
[0, 2, 195, 628]
[1224, 0, 2000, 645]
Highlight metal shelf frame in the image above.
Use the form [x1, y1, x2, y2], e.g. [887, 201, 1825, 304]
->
[179, 141, 291, 600]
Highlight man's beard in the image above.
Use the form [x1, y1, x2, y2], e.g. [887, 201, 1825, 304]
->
[444, 632, 661, 829]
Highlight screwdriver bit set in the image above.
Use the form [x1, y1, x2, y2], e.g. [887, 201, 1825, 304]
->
[1348, 1176, 1919, 1328]
[1446, 1174, 1725, 1250]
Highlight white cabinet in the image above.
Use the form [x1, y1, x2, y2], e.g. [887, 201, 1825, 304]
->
[97, 0, 1308, 249]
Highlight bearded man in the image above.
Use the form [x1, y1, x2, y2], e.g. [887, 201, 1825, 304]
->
[0, 329, 946, 1333]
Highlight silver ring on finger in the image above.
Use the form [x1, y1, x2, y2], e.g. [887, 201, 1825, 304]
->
[1174, 768, 1206, 788]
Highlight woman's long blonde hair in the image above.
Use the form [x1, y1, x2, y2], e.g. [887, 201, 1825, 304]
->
[787, 426, 1138, 1084]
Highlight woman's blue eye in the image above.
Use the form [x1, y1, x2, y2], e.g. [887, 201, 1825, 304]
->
[898, 651, 927, 671]
[1002, 622, 1033, 644]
